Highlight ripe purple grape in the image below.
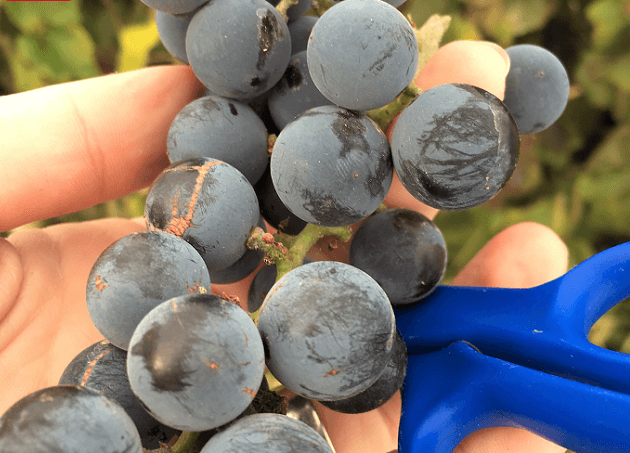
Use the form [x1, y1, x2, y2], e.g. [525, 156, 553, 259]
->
[58, 340, 179, 449]
[307, 0, 418, 111]
[186, 0, 291, 100]
[258, 261, 395, 401]
[155, 10, 194, 64]
[503, 44, 570, 135]
[391, 83, 520, 210]
[200, 413, 334, 453]
[86, 231, 211, 350]
[127, 293, 265, 431]
[270, 106, 393, 227]
[144, 158, 260, 272]
[267, 51, 335, 130]
[0, 385, 142, 453]
[318, 330, 407, 414]
[349, 208, 447, 304]
[167, 95, 269, 185]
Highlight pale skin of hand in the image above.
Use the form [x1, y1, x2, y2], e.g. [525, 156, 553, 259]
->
[0, 42, 567, 453]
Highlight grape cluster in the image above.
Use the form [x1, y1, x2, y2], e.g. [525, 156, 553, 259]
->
[0, 0, 570, 451]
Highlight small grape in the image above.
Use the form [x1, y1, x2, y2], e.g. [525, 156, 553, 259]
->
[287, 15, 318, 55]
[391, 83, 520, 210]
[267, 51, 334, 130]
[271, 106, 393, 227]
[503, 44, 570, 135]
[0, 386, 142, 453]
[258, 261, 395, 401]
[86, 231, 211, 350]
[58, 340, 179, 449]
[318, 330, 407, 414]
[167, 95, 269, 185]
[200, 413, 334, 453]
[144, 158, 260, 272]
[186, 0, 291, 100]
[127, 294, 265, 431]
[155, 10, 194, 64]
[349, 208, 447, 304]
[307, 0, 418, 111]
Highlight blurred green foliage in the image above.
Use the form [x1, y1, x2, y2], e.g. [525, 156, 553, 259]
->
[1, 0, 629, 389]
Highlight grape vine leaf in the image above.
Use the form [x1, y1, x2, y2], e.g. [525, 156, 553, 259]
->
[413, 14, 451, 78]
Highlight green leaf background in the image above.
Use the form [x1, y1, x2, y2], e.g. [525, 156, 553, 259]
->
[0, 2, 629, 447]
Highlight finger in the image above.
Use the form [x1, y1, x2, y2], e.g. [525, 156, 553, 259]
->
[0, 65, 204, 232]
[384, 40, 510, 217]
[451, 222, 569, 288]
[416, 40, 510, 100]
[452, 222, 569, 453]
[313, 393, 401, 453]
[0, 239, 23, 325]
[454, 428, 567, 453]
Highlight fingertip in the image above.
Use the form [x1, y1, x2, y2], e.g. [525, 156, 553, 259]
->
[0, 238, 23, 323]
[0, 65, 204, 232]
[416, 40, 511, 100]
[452, 222, 569, 288]
[454, 427, 567, 453]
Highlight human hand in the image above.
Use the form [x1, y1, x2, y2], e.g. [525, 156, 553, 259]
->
[0, 41, 568, 453]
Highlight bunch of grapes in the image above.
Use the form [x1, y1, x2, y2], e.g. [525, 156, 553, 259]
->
[0, 0, 570, 451]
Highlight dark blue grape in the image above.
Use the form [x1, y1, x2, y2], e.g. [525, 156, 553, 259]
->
[271, 106, 393, 227]
[58, 340, 179, 449]
[254, 165, 308, 235]
[167, 95, 269, 184]
[247, 91, 281, 135]
[267, 51, 335, 130]
[349, 208, 447, 304]
[0, 385, 142, 453]
[258, 261, 395, 401]
[144, 158, 260, 272]
[287, 15, 318, 55]
[247, 258, 313, 312]
[391, 83, 520, 211]
[209, 215, 266, 284]
[318, 330, 407, 414]
[192, 376, 274, 449]
[127, 293, 265, 431]
[307, 0, 418, 111]
[156, 11, 194, 64]
[267, 0, 312, 21]
[200, 414, 334, 453]
[503, 44, 570, 135]
[86, 230, 211, 350]
[186, 0, 291, 100]
[139, 0, 207, 14]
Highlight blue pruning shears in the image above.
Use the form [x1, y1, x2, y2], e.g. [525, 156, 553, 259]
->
[393, 240, 630, 453]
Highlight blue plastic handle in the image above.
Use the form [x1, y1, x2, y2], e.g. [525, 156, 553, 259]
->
[394, 241, 630, 452]
[394, 240, 630, 393]
[398, 342, 630, 453]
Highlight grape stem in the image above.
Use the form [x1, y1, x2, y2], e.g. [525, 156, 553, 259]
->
[367, 82, 421, 132]
[246, 222, 352, 323]
[267, 134, 277, 156]
[143, 431, 200, 453]
[274, 0, 300, 21]
[310, 0, 334, 15]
